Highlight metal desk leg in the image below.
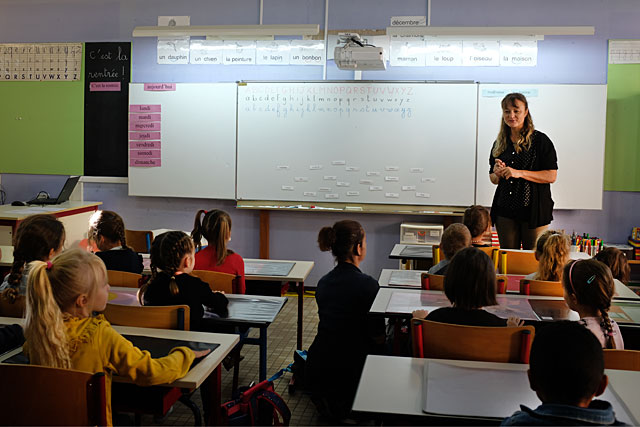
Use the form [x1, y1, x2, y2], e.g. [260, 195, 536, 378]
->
[297, 281, 304, 350]
[201, 365, 222, 426]
[259, 326, 267, 381]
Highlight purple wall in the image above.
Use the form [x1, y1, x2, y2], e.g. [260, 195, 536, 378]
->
[2, 0, 640, 286]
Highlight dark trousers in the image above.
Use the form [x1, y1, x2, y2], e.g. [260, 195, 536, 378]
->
[495, 216, 548, 250]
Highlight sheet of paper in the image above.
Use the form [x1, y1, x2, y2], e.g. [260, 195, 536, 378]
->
[487, 297, 540, 321]
[386, 291, 450, 314]
[400, 245, 432, 257]
[245, 261, 295, 277]
[609, 40, 640, 64]
[388, 270, 422, 287]
[157, 37, 190, 64]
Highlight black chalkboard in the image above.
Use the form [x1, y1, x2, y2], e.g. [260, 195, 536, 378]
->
[84, 42, 131, 177]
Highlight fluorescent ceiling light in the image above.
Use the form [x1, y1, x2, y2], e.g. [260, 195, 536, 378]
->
[386, 26, 595, 37]
[133, 24, 320, 38]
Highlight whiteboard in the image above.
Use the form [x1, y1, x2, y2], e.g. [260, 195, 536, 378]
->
[237, 82, 478, 206]
[475, 84, 607, 210]
[128, 83, 237, 199]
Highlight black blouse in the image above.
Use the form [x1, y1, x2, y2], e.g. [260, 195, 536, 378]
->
[489, 130, 558, 228]
[426, 307, 507, 327]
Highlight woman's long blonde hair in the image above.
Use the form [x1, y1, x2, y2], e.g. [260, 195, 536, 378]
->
[24, 249, 107, 368]
[492, 93, 535, 157]
[536, 230, 570, 282]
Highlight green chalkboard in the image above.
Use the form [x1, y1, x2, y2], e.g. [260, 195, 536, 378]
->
[0, 51, 84, 175]
[604, 63, 640, 191]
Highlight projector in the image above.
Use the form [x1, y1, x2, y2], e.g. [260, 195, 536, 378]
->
[334, 33, 386, 70]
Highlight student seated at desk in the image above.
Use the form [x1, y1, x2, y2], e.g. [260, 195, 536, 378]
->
[463, 205, 492, 247]
[524, 230, 570, 281]
[88, 210, 143, 274]
[140, 231, 228, 331]
[23, 249, 208, 427]
[306, 220, 385, 422]
[595, 247, 631, 293]
[192, 209, 245, 294]
[428, 223, 471, 275]
[502, 321, 625, 426]
[413, 247, 522, 327]
[0, 214, 65, 295]
[563, 259, 624, 349]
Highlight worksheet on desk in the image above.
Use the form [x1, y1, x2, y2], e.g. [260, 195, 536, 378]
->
[245, 261, 295, 276]
[386, 291, 449, 314]
[388, 270, 421, 287]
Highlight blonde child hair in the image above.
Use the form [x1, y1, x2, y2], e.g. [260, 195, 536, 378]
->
[25, 249, 105, 368]
[534, 230, 570, 281]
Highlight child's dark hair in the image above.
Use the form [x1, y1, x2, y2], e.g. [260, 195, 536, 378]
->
[562, 259, 617, 349]
[318, 220, 365, 263]
[440, 223, 471, 259]
[463, 205, 491, 240]
[88, 210, 129, 250]
[191, 209, 233, 265]
[8, 214, 65, 289]
[444, 247, 497, 309]
[140, 231, 195, 303]
[529, 321, 604, 406]
[595, 247, 630, 284]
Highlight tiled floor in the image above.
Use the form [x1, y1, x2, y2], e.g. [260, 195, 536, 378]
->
[134, 291, 326, 426]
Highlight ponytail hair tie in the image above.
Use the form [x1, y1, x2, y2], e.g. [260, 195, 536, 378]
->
[46, 261, 53, 271]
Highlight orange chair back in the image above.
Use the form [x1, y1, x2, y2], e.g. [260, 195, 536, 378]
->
[103, 304, 190, 331]
[519, 279, 563, 296]
[421, 273, 444, 291]
[0, 364, 107, 426]
[125, 229, 154, 253]
[411, 319, 535, 364]
[107, 270, 143, 288]
[191, 270, 237, 294]
[604, 349, 640, 371]
[499, 250, 538, 275]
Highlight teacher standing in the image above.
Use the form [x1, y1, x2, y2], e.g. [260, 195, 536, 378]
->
[489, 93, 558, 250]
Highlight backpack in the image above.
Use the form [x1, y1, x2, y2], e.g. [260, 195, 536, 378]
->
[221, 379, 291, 426]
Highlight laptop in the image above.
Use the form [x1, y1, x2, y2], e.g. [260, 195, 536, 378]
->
[27, 176, 80, 205]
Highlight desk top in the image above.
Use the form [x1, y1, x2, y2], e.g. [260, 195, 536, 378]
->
[0, 316, 238, 389]
[389, 244, 433, 260]
[244, 259, 314, 282]
[370, 287, 640, 324]
[0, 201, 102, 221]
[352, 356, 640, 424]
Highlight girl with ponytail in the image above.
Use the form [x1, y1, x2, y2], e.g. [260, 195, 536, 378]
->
[140, 231, 228, 331]
[23, 248, 205, 426]
[88, 210, 143, 274]
[306, 220, 385, 421]
[562, 259, 624, 349]
[526, 230, 570, 281]
[191, 209, 245, 293]
[0, 214, 65, 295]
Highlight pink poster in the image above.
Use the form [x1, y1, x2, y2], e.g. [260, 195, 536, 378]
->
[129, 113, 161, 122]
[144, 83, 176, 91]
[130, 158, 161, 167]
[90, 82, 121, 91]
[129, 121, 161, 131]
[130, 140, 161, 149]
[129, 104, 161, 113]
[130, 149, 161, 159]
[129, 131, 161, 140]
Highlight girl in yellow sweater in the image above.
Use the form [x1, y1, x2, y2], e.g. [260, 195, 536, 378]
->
[23, 248, 209, 426]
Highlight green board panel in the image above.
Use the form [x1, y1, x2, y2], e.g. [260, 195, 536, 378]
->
[604, 63, 640, 191]
[0, 56, 84, 175]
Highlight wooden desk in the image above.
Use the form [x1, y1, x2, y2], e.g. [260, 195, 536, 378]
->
[0, 316, 238, 425]
[0, 201, 101, 247]
[352, 356, 640, 424]
[109, 287, 287, 382]
[377, 268, 640, 300]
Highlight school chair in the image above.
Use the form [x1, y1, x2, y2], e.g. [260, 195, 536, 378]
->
[411, 319, 535, 364]
[0, 289, 25, 318]
[107, 269, 144, 288]
[421, 273, 445, 291]
[477, 246, 500, 270]
[125, 229, 154, 253]
[519, 279, 563, 297]
[104, 304, 202, 425]
[103, 303, 190, 330]
[498, 249, 538, 275]
[191, 270, 238, 294]
[0, 364, 107, 426]
[432, 244, 443, 264]
[603, 349, 640, 371]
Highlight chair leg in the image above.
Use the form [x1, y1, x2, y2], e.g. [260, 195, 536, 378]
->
[179, 395, 202, 426]
[232, 347, 241, 392]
